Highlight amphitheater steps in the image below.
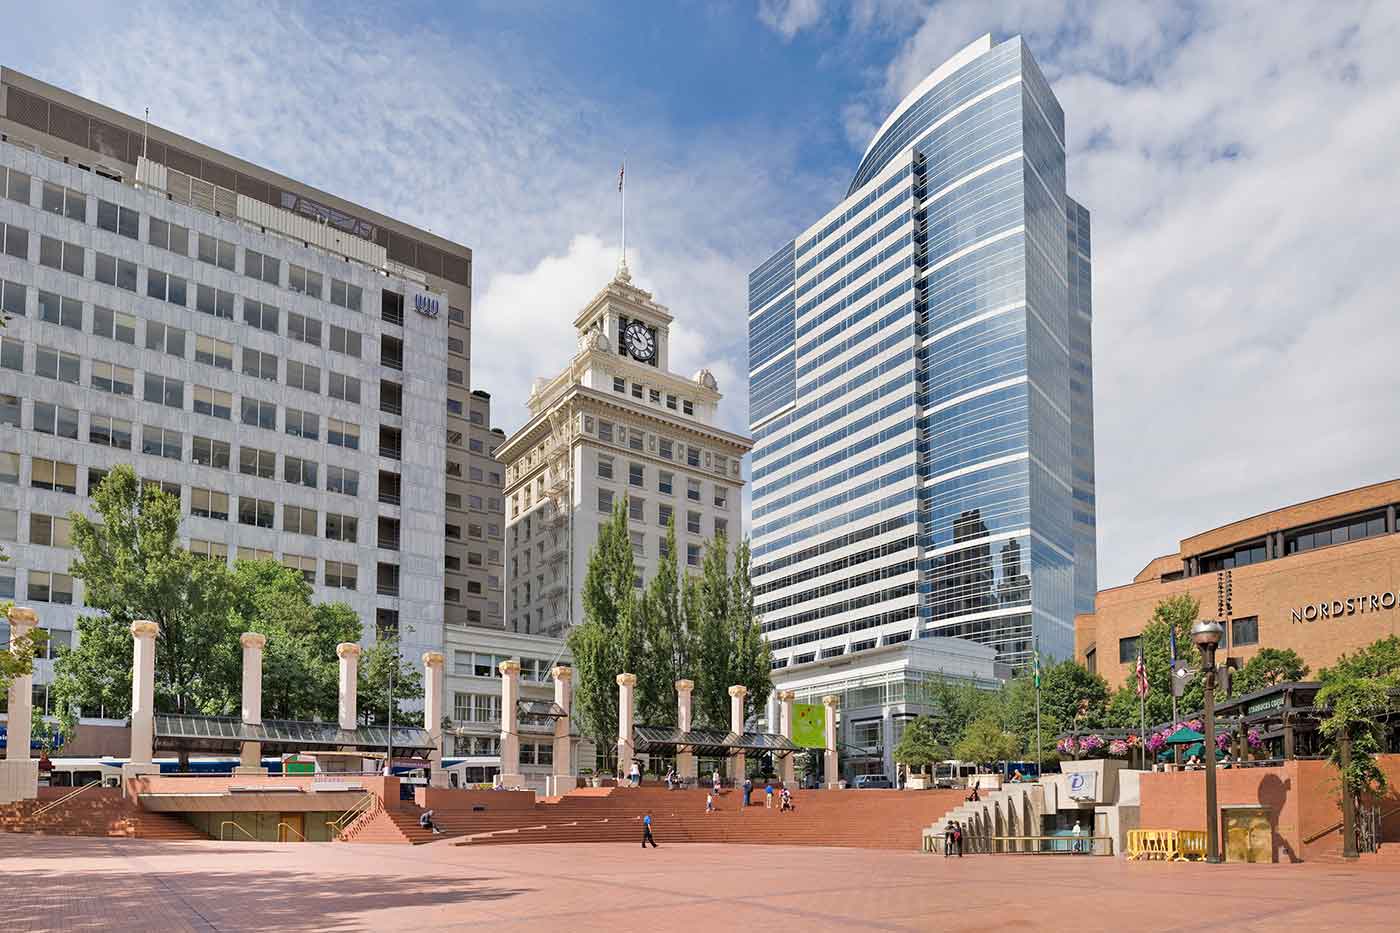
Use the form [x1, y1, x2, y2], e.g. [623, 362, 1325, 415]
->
[0, 788, 205, 841]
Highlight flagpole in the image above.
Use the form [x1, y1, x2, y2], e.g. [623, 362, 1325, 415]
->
[1139, 649, 1148, 771]
[1034, 636, 1041, 776]
[619, 158, 627, 272]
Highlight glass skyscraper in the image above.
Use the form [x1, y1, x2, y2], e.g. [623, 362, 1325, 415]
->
[748, 34, 1095, 671]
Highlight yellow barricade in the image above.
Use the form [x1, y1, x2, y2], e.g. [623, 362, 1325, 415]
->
[1177, 830, 1208, 860]
[1127, 829, 1208, 861]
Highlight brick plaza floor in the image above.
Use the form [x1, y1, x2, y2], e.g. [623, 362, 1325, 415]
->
[2, 835, 1397, 932]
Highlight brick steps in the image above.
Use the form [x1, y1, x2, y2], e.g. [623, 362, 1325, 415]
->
[0, 788, 206, 841]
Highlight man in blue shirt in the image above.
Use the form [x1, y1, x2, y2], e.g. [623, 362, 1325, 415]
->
[641, 811, 657, 848]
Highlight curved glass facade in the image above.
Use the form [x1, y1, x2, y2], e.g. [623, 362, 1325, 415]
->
[749, 35, 1095, 670]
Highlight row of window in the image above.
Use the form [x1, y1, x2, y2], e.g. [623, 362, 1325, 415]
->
[609, 375, 695, 415]
[1115, 616, 1259, 665]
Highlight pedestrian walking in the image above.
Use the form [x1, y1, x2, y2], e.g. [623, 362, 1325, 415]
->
[664, 767, 675, 791]
[712, 769, 721, 795]
[742, 777, 753, 808]
[953, 822, 964, 857]
[641, 811, 657, 848]
[629, 760, 641, 787]
[706, 792, 715, 813]
[943, 823, 954, 857]
[765, 781, 774, 808]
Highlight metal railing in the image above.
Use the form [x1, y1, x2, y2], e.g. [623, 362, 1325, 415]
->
[276, 822, 307, 843]
[219, 820, 257, 842]
[328, 792, 381, 840]
[33, 781, 101, 819]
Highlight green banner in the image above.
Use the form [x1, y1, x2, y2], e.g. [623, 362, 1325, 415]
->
[792, 703, 826, 748]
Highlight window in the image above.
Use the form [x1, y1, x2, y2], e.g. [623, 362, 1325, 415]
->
[683, 399, 694, 416]
[243, 299, 279, 333]
[146, 269, 187, 306]
[96, 199, 139, 239]
[658, 471, 673, 496]
[242, 348, 278, 381]
[1118, 636, 1141, 664]
[613, 376, 625, 393]
[239, 446, 275, 479]
[0, 335, 21, 372]
[284, 456, 318, 488]
[629, 462, 645, 487]
[0, 567, 13, 600]
[0, 393, 19, 428]
[629, 496, 645, 522]
[597, 455, 614, 480]
[141, 477, 180, 500]
[146, 321, 187, 357]
[194, 336, 234, 370]
[687, 446, 701, 467]
[447, 367, 464, 385]
[659, 438, 673, 460]
[2, 279, 25, 317]
[237, 546, 275, 564]
[288, 263, 323, 297]
[35, 347, 81, 385]
[598, 420, 614, 443]
[286, 360, 321, 393]
[241, 397, 277, 430]
[649, 388, 661, 404]
[287, 311, 322, 346]
[687, 511, 701, 534]
[0, 451, 17, 485]
[32, 458, 78, 493]
[2, 222, 28, 259]
[658, 503, 673, 528]
[1231, 616, 1259, 648]
[631, 383, 643, 400]
[37, 291, 82, 330]
[188, 539, 228, 562]
[284, 505, 317, 535]
[239, 497, 275, 528]
[325, 560, 357, 590]
[33, 401, 79, 439]
[190, 488, 230, 521]
[715, 517, 728, 540]
[328, 418, 359, 450]
[326, 466, 359, 496]
[245, 249, 280, 285]
[91, 308, 136, 347]
[687, 543, 701, 567]
[2, 167, 31, 204]
[285, 408, 319, 440]
[598, 488, 614, 512]
[148, 217, 189, 255]
[198, 234, 236, 271]
[325, 513, 358, 543]
[142, 426, 182, 461]
[323, 328, 363, 366]
[42, 182, 84, 221]
[192, 436, 231, 469]
[144, 373, 184, 409]
[191, 385, 233, 420]
[330, 278, 362, 311]
[29, 513, 73, 548]
[86, 467, 109, 493]
[94, 252, 138, 291]
[666, 394, 677, 411]
[88, 414, 132, 450]
[28, 571, 74, 605]
[1285, 512, 1389, 555]
[195, 284, 235, 319]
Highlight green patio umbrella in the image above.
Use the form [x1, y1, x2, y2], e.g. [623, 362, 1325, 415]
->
[1180, 742, 1226, 760]
[1165, 727, 1205, 745]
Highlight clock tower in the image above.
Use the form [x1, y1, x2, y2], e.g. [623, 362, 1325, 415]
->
[572, 265, 671, 372]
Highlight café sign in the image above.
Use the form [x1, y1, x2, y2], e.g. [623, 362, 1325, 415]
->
[1291, 590, 1397, 624]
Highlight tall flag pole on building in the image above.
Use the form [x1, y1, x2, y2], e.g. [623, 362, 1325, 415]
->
[1136, 647, 1150, 769]
[617, 161, 628, 277]
[1033, 636, 1042, 775]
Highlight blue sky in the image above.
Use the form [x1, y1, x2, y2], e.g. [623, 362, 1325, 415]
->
[4, 1, 1398, 589]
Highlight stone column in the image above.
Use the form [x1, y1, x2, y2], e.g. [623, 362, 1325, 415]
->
[822, 694, 840, 789]
[616, 672, 637, 778]
[235, 632, 267, 774]
[778, 690, 796, 786]
[498, 659, 524, 788]
[120, 621, 162, 792]
[0, 608, 40, 804]
[336, 642, 361, 732]
[423, 651, 447, 787]
[729, 684, 748, 783]
[551, 665, 575, 793]
[675, 679, 697, 783]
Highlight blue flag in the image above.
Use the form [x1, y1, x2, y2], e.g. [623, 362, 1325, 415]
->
[1169, 625, 1178, 665]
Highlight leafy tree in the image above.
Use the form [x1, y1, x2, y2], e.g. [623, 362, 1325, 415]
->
[954, 717, 1019, 765]
[1323, 636, 1400, 681]
[727, 539, 771, 724]
[1, 603, 47, 697]
[636, 517, 688, 725]
[1231, 648, 1309, 697]
[1318, 638, 1400, 797]
[57, 466, 234, 720]
[892, 716, 945, 774]
[1107, 594, 1203, 728]
[692, 533, 734, 728]
[917, 676, 999, 751]
[1039, 660, 1110, 728]
[358, 635, 423, 727]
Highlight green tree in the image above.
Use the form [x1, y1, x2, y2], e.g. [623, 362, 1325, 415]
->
[1, 604, 47, 697]
[692, 533, 733, 728]
[1039, 660, 1110, 728]
[892, 716, 945, 775]
[954, 717, 1019, 765]
[55, 466, 235, 721]
[1323, 636, 1400, 681]
[358, 635, 423, 727]
[727, 538, 771, 724]
[1107, 594, 1203, 728]
[1318, 638, 1400, 797]
[1231, 648, 1309, 697]
[636, 517, 687, 725]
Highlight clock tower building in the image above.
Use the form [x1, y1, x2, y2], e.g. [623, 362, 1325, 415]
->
[498, 264, 753, 637]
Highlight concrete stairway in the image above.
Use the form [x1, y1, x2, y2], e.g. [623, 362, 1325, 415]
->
[922, 783, 1044, 854]
[0, 787, 206, 840]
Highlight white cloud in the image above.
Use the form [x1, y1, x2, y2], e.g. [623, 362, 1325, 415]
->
[758, 0, 827, 40]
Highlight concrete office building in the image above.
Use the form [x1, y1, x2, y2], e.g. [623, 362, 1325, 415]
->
[0, 68, 507, 724]
[747, 35, 1096, 677]
[499, 265, 752, 637]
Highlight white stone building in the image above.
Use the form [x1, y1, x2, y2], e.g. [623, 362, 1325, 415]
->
[498, 265, 753, 637]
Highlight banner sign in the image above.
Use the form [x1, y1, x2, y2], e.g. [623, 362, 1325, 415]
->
[1066, 770, 1098, 801]
[792, 703, 826, 749]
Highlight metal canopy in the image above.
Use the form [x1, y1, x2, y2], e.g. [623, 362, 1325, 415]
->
[633, 724, 804, 757]
[152, 714, 434, 755]
[517, 699, 568, 720]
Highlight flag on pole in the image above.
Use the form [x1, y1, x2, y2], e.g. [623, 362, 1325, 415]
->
[1033, 640, 1041, 690]
[1169, 623, 1178, 665]
[1135, 649, 1150, 699]
[618, 163, 624, 192]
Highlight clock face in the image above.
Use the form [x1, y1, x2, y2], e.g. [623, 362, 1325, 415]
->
[623, 320, 656, 362]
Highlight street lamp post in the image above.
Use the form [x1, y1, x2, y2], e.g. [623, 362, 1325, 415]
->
[1191, 619, 1225, 864]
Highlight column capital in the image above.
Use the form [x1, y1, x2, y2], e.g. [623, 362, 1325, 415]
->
[336, 642, 362, 660]
[423, 651, 445, 668]
[822, 694, 839, 708]
[499, 658, 522, 676]
[674, 678, 694, 693]
[778, 690, 796, 702]
[130, 620, 160, 639]
[616, 672, 637, 687]
[6, 606, 38, 628]
[728, 684, 748, 699]
[551, 664, 573, 681]
[240, 632, 267, 650]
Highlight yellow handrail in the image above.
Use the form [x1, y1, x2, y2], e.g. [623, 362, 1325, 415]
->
[329, 792, 380, 839]
[219, 820, 257, 842]
[276, 822, 307, 843]
[33, 781, 101, 819]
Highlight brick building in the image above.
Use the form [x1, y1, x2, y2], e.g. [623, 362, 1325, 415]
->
[1076, 480, 1400, 687]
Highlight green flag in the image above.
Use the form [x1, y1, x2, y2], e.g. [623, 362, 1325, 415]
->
[1033, 639, 1041, 690]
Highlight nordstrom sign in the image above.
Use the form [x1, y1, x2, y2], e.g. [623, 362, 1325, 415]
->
[1291, 591, 1398, 623]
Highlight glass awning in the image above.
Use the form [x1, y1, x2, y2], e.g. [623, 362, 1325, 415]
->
[152, 714, 434, 754]
[633, 724, 804, 757]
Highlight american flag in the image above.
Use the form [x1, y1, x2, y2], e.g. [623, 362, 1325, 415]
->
[1135, 650, 1150, 699]
[618, 163, 624, 192]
